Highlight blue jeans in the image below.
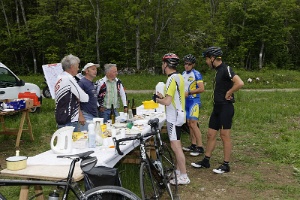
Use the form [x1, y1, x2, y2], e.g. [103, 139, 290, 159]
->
[99, 109, 119, 123]
[79, 111, 95, 132]
[57, 121, 79, 132]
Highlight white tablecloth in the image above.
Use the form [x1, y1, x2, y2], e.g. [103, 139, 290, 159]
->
[27, 109, 166, 168]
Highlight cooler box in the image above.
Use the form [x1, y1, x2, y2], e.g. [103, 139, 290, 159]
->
[18, 92, 40, 106]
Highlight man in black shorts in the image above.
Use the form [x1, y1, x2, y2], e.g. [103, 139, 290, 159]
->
[191, 47, 244, 174]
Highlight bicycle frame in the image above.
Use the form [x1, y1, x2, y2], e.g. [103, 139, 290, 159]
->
[114, 118, 175, 199]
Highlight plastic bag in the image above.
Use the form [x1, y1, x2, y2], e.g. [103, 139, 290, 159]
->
[175, 109, 185, 126]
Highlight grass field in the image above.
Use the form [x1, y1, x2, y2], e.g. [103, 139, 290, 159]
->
[0, 69, 300, 199]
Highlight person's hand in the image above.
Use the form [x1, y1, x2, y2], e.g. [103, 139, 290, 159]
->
[225, 91, 233, 100]
[78, 115, 85, 126]
[185, 91, 189, 97]
[156, 92, 163, 99]
[99, 107, 105, 112]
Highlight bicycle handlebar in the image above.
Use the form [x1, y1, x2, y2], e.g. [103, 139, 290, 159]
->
[114, 118, 160, 156]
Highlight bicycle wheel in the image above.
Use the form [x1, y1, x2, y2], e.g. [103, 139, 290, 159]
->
[0, 193, 7, 200]
[140, 162, 160, 200]
[84, 185, 141, 200]
[160, 143, 178, 199]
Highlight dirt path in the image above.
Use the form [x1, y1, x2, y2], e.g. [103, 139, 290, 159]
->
[126, 88, 300, 94]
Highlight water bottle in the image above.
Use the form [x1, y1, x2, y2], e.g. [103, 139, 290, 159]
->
[153, 160, 163, 173]
[88, 123, 96, 148]
[156, 82, 165, 96]
[150, 160, 163, 182]
[48, 190, 59, 200]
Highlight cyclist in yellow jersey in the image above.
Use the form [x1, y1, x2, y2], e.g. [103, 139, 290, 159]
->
[156, 53, 190, 185]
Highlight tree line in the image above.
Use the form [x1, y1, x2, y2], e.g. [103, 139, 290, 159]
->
[0, 0, 299, 75]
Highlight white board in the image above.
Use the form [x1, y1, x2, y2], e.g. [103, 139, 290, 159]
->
[42, 63, 63, 99]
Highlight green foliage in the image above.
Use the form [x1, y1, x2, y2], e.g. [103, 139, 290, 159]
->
[0, 0, 299, 73]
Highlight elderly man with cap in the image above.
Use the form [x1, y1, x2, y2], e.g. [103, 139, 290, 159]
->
[78, 62, 100, 131]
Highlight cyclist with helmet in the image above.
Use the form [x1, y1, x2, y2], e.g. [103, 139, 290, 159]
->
[191, 47, 244, 174]
[182, 54, 205, 156]
[155, 53, 190, 185]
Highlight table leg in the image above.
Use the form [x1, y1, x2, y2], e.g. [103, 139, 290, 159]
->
[25, 110, 34, 141]
[19, 185, 29, 200]
[15, 110, 34, 147]
[15, 111, 26, 147]
[34, 185, 44, 200]
[0, 115, 6, 131]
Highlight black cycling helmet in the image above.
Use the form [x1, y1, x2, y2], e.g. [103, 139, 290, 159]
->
[162, 53, 180, 68]
[202, 47, 223, 58]
[183, 54, 196, 64]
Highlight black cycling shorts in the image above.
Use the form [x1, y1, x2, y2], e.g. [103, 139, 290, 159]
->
[209, 103, 234, 130]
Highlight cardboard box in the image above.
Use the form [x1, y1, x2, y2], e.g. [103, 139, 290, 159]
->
[24, 98, 33, 109]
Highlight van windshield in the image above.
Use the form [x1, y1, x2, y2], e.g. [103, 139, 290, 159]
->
[0, 67, 18, 87]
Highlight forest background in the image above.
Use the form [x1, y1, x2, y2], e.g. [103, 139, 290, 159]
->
[0, 0, 299, 74]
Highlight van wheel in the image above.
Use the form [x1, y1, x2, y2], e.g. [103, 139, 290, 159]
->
[30, 107, 41, 113]
[42, 86, 51, 98]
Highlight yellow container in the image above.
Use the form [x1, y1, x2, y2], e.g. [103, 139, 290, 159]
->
[101, 124, 107, 132]
[143, 100, 159, 109]
[6, 156, 27, 171]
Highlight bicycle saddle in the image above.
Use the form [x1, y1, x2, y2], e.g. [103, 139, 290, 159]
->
[148, 118, 159, 127]
[57, 151, 94, 159]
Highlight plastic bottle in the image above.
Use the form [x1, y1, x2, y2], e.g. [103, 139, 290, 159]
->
[156, 82, 165, 96]
[127, 100, 133, 120]
[94, 120, 103, 146]
[48, 190, 59, 200]
[88, 123, 96, 148]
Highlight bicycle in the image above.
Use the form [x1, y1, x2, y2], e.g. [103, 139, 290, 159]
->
[0, 151, 141, 200]
[114, 118, 179, 200]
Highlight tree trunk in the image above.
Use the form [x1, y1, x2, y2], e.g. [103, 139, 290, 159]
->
[89, 0, 101, 67]
[15, 0, 20, 30]
[19, 0, 37, 73]
[259, 42, 264, 69]
[1, 0, 11, 38]
[1, 0, 19, 63]
[136, 13, 141, 70]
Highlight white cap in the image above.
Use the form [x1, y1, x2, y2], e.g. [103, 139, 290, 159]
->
[82, 63, 100, 72]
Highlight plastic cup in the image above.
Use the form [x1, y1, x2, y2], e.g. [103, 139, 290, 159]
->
[111, 129, 117, 138]
[120, 128, 126, 138]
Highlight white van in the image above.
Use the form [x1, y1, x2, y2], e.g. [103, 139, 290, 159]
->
[0, 62, 42, 112]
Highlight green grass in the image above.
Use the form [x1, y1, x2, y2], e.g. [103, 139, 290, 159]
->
[1, 70, 300, 199]
[20, 69, 300, 91]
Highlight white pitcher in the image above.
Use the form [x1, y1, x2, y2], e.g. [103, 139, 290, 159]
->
[50, 126, 74, 154]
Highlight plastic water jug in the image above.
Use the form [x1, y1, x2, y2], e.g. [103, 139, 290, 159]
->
[50, 126, 74, 154]
[156, 82, 165, 96]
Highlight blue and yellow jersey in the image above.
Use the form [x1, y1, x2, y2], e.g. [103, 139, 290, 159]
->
[182, 69, 203, 101]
